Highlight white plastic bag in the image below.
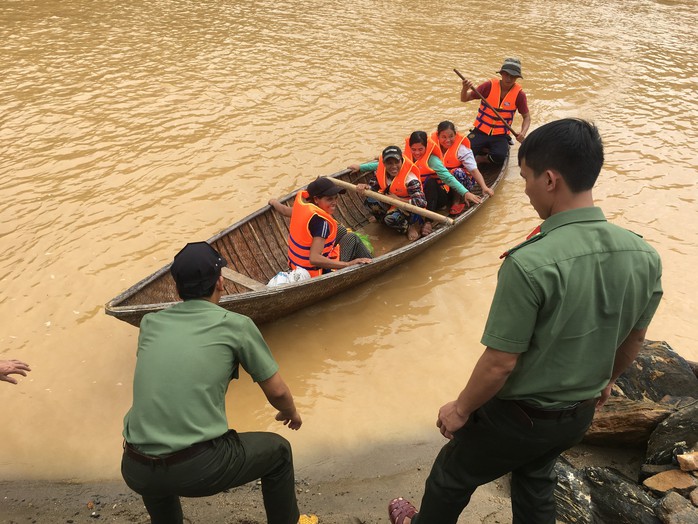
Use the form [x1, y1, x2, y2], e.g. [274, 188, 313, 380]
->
[267, 267, 310, 287]
[288, 267, 311, 282]
[267, 271, 291, 287]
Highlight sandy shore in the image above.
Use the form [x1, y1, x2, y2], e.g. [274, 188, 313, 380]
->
[0, 438, 644, 524]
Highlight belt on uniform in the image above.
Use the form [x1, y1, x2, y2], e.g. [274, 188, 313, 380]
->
[513, 398, 596, 420]
[123, 438, 214, 467]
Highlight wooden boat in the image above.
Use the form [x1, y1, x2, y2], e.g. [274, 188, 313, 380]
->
[105, 159, 507, 327]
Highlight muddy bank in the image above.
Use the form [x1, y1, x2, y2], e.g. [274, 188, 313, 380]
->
[0, 441, 643, 524]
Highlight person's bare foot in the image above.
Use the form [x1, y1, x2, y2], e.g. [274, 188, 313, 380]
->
[368, 215, 377, 223]
[421, 221, 433, 236]
[407, 223, 421, 241]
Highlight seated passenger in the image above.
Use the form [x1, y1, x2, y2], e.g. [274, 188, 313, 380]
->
[404, 131, 481, 235]
[433, 120, 494, 215]
[269, 176, 371, 277]
[348, 145, 425, 242]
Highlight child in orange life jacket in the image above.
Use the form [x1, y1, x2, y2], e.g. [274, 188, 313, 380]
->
[434, 121, 494, 216]
[268, 177, 372, 277]
[404, 131, 481, 236]
[348, 145, 426, 242]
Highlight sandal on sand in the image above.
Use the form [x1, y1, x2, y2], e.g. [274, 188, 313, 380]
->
[449, 203, 465, 216]
[298, 515, 319, 524]
[421, 221, 433, 236]
[388, 497, 417, 524]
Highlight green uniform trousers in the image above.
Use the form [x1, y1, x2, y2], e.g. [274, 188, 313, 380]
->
[121, 430, 299, 524]
[412, 397, 596, 524]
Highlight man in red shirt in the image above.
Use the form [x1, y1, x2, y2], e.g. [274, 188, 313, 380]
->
[460, 57, 531, 166]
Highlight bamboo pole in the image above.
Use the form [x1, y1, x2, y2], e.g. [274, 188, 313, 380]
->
[454, 68, 518, 136]
[331, 177, 454, 225]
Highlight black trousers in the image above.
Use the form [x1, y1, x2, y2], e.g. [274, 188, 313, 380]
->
[121, 430, 299, 524]
[337, 224, 372, 261]
[467, 129, 511, 165]
[423, 178, 450, 213]
[412, 397, 596, 524]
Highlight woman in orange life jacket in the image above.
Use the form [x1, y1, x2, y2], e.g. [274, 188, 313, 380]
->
[405, 131, 481, 236]
[434, 120, 494, 215]
[268, 177, 372, 277]
[348, 145, 426, 242]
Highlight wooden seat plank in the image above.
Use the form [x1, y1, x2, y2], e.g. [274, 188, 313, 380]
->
[221, 267, 266, 291]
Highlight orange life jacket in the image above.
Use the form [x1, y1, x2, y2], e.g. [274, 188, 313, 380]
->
[431, 131, 472, 171]
[473, 79, 522, 136]
[404, 137, 444, 186]
[287, 190, 339, 277]
[375, 155, 421, 199]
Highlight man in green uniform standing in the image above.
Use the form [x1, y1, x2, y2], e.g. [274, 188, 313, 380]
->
[388, 118, 663, 524]
[121, 242, 303, 524]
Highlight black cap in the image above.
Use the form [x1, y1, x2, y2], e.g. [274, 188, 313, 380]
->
[382, 145, 402, 162]
[170, 242, 228, 296]
[307, 176, 346, 198]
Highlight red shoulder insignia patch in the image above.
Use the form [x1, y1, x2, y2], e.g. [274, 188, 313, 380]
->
[500, 225, 544, 259]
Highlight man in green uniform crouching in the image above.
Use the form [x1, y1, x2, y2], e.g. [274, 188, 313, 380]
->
[121, 242, 302, 524]
[388, 118, 663, 524]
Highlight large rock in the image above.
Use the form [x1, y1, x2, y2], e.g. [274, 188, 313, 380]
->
[689, 488, 698, 507]
[647, 403, 698, 465]
[585, 397, 676, 446]
[676, 451, 698, 471]
[643, 469, 697, 496]
[677, 452, 698, 472]
[585, 340, 696, 448]
[554, 458, 698, 523]
[640, 463, 680, 482]
[555, 456, 593, 524]
[584, 466, 661, 523]
[686, 360, 698, 379]
[555, 340, 698, 522]
[615, 341, 698, 402]
[655, 491, 698, 524]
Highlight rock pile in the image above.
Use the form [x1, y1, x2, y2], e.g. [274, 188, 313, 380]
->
[554, 340, 698, 523]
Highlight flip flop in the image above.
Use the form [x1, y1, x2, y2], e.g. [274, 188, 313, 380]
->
[388, 497, 417, 524]
[449, 203, 465, 216]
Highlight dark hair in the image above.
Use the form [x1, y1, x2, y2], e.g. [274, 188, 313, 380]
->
[408, 131, 428, 147]
[517, 118, 604, 193]
[436, 121, 457, 134]
[177, 279, 218, 301]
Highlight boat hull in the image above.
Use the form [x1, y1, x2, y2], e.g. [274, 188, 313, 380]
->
[105, 159, 507, 327]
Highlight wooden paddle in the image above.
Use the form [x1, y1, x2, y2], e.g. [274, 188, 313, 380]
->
[454, 68, 518, 136]
[330, 176, 455, 225]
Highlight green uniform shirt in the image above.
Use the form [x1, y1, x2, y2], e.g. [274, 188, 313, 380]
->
[123, 300, 279, 455]
[482, 207, 663, 407]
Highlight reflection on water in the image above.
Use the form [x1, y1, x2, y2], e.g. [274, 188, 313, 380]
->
[1, 0, 696, 480]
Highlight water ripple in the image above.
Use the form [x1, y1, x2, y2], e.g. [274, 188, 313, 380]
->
[1, 0, 697, 480]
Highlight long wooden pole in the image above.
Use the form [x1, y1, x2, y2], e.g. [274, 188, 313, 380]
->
[331, 176, 454, 225]
[453, 68, 518, 136]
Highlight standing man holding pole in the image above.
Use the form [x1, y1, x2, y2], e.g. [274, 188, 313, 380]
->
[121, 241, 304, 524]
[459, 57, 531, 166]
[388, 118, 663, 524]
